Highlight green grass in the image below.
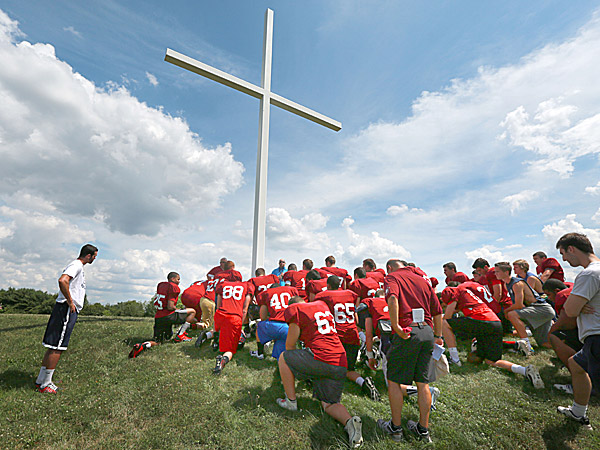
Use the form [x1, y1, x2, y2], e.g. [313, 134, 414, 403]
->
[0, 314, 598, 450]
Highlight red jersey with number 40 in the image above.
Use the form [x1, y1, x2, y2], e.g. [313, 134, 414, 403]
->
[284, 301, 347, 367]
[216, 281, 254, 319]
[314, 290, 360, 345]
[154, 281, 181, 319]
[257, 286, 299, 322]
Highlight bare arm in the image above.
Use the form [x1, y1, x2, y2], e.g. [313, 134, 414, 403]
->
[58, 274, 75, 313]
[564, 293, 589, 318]
[492, 283, 502, 302]
[241, 294, 252, 322]
[285, 323, 300, 350]
[540, 268, 555, 283]
[259, 304, 269, 322]
[549, 309, 577, 332]
[443, 302, 457, 320]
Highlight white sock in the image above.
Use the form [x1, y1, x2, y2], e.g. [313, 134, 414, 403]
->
[355, 376, 365, 386]
[206, 331, 214, 339]
[524, 337, 531, 346]
[177, 322, 191, 336]
[510, 364, 526, 376]
[36, 366, 46, 385]
[42, 368, 55, 387]
[143, 341, 152, 349]
[358, 331, 366, 345]
[571, 402, 588, 417]
[449, 347, 459, 361]
[406, 385, 418, 396]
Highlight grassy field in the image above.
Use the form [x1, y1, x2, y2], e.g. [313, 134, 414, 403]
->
[0, 314, 598, 450]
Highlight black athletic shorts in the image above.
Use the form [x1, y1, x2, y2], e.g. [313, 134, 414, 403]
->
[447, 317, 503, 362]
[573, 334, 600, 393]
[386, 325, 434, 385]
[551, 328, 584, 352]
[343, 343, 360, 372]
[43, 302, 79, 351]
[283, 348, 347, 404]
[153, 311, 188, 341]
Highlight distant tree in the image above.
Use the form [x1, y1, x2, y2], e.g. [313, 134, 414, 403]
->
[106, 300, 145, 317]
[0, 288, 56, 314]
[80, 302, 107, 316]
[143, 300, 156, 317]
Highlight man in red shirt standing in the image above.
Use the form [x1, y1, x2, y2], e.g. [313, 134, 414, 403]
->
[316, 276, 380, 401]
[442, 262, 469, 285]
[533, 251, 565, 283]
[277, 296, 363, 448]
[378, 259, 443, 443]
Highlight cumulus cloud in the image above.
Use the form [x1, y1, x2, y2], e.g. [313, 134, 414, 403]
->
[0, 10, 244, 236]
[341, 216, 410, 262]
[464, 245, 508, 264]
[585, 181, 600, 195]
[541, 214, 600, 248]
[145, 71, 158, 86]
[501, 190, 540, 214]
[386, 204, 423, 216]
[266, 207, 330, 252]
[593, 208, 600, 223]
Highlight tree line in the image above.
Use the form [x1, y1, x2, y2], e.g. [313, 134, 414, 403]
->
[0, 287, 155, 317]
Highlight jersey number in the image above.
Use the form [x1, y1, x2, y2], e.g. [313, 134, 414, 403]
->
[223, 285, 244, 300]
[475, 286, 494, 303]
[315, 311, 337, 334]
[333, 303, 355, 323]
[270, 292, 291, 310]
[154, 294, 165, 310]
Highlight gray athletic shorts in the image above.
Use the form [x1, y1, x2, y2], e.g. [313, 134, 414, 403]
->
[516, 302, 555, 345]
[386, 325, 434, 385]
[283, 348, 347, 404]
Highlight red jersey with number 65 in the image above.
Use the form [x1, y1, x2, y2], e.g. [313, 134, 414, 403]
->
[154, 281, 181, 319]
[284, 301, 347, 367]
[441, 282, 499, 322]
[249, 274, 280, 298]
[314, 290, 360, 345]
[216, 281, 254, 319]
[257, 286, 299, 322]
[361, 296, 390, 336]
[349, 278, 380, 301]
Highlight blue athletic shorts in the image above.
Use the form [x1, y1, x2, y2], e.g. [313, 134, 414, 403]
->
[43, 302, 78, 351]
[257, 320, 289, 360]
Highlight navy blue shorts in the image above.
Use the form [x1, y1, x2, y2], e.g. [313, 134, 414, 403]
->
[573, 334, 600, 393]
[43, 302, 78, 351]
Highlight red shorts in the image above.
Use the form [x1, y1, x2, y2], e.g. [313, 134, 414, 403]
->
[214, 310, 242, 354]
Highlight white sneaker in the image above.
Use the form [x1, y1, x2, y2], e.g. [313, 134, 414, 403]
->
[344, 416, 363, 448]
[525, 365, 545, 389]
[276, 397, 298, 411]
[430, 386, 441, 411]
[249, 350, 265, 360]
[553, 383, 574, 395]
[557, 406, 592, 429]
[517, 339, 534, 357]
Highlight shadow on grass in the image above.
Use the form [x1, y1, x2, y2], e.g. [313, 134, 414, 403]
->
[542, 420, 584, 450]
[0, 369, 36, 390]
[0, 323, 48, 333]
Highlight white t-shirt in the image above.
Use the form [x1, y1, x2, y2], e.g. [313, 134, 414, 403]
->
[572, 260, 600, 342]
[56, 259, 86, 312]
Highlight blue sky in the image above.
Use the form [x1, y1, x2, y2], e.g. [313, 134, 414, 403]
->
[1, 1, 600, 303]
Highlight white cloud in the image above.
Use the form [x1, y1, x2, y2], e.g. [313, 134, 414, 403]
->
[342, 216, 410, 262]
[542, 214, 600, 248]
[0, 11, 244, 236]
[465, 245, 508, 264]
[386, 204, 423, 216]
[145, 71, 158, 86]
[593, 208, 600, 223]
[265, 208, 330, 252]
[63, 26, 81, 38]
[585, 181, 600, 195]
[501, 190, 540, 214]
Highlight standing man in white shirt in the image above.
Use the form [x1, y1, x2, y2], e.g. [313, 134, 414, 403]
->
[35, 244, 98, 393]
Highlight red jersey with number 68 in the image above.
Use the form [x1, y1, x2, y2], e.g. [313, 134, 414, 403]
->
[314, 290, 360, 345]
[154, 281, 181, 319]
[284, 301, 347, 367]
[216, 281, 254, 319]
[441, 282, 499, 322]
[349, 278, 380, 300]
[257, 286, 299, 322]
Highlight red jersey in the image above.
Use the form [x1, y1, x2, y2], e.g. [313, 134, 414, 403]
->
[207, 265, 223, 280]
[536, 258, 565, 282]
[249, 274, 280, 297]
[181, 281, 206, 309]
[554, 287, 573, 316]
[154, 281, 181, 319]
[319, 267, 352, 285]
[445, 272, 470, 285]
[284, 301, 347, 367]
[315, 290, 360, 345]
[201, 278, 224, 302]
[349, 277, 380, 300]
[307, 279, 328, 298]
[361, 296, 390, 337]
[407, 266, 434, 287]
[366, 271, 385, 288]
[216, 281, 254, 319]
[215, 269, 243, 282]
[442, 282, 499, 322]
[384, 268, 442, 328]
[257, 286, 299, 322]
[485, 268, 511, 313]
[283, 270, 309, 298]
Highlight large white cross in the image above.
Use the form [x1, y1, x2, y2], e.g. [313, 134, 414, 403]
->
[164, 8, 341, 273]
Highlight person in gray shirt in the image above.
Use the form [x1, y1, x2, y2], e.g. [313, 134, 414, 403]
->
[555, 232, 600, 429]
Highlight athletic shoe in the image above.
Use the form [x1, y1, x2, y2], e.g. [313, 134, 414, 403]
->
[195, 330, 208, 348]
[237, 331, 246, 350]
[517, 339, 534, 357]
[449, 358, 462, 367]
[344, 416, 363, 448]
[212, 333, 220, 352]
[430, 386, 441, 411]
[557, 406, 592, 429]
[407, 419, 432, 443]
[276, 397, 298, 411]
[376, 419, 404, 442]
[174, 333, 192, 343]
[471, 338, 478, 353]
[554, 383, 574, 395]
[129, 343, 145, 358]
[525, 365, 545, 389]
[38, 382, 58, 394]
[361, 376, 380, 401]
[212, 355, 223, 375]
[250, 350, 265, 360]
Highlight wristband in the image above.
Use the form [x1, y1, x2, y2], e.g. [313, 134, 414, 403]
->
[366, 351, 375, 359]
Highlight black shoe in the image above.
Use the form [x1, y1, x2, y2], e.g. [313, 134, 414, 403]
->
[212, 333, 220, 352]
[195, 330, 208, 348]
[213, 355, 223, 375]
[407, 420, 432, 443]
[361, 376, 380, 401]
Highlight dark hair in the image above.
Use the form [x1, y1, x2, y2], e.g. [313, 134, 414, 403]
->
[303, 259, 313, 270]
[167, 272, 179, 281]
[362, 258, 376, 270]
[79, 244, 98, 258]
[327, 275, 340, 289]
[494, 262, 511, 275]
[447, 281, 460, 288]
[354, 267, 366, 278]
[532, 251, 547, 259]
[542, 278, 567, 293]
[306, 269, 321, 281]
[325, 255, 336, 265]
[270, 283, 280, 289]
[288, 263, 297, 271]
[407, 262, 416, 267]
[443, 262, 457, 271]
[288, 295, 304, 305]
[224, 260, 235, 270]
[255, 268, 266, 276]
[472, 258, 489, 269]
[556, 232, 594, 254]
